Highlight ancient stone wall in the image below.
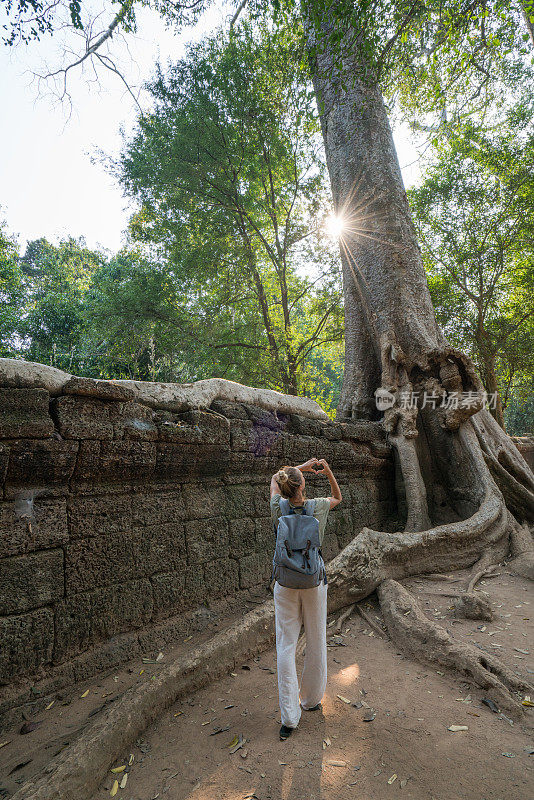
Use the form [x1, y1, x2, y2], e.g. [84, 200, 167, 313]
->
[0, 367, 397, 706]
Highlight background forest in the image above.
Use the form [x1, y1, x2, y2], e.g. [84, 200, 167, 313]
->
[0, 4, 533, 430]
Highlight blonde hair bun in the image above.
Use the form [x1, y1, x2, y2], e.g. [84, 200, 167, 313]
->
[275, 465, 305, 500]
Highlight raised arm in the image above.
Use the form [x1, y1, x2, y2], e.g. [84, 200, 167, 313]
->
[270, 473, 280, 498]
[316, 459, 342, 509]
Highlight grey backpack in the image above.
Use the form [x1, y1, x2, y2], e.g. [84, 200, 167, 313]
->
[272, 498, 326, 589]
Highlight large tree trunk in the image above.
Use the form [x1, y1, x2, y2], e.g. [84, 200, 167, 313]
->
[299, 0, 534, 714]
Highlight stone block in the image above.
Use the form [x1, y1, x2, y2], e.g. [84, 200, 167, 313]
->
[52, 395, 115, 440]
[0, 497, 68, 557]
[0, 608, 54, 682]
[178, 410, 230, 445]
[63, 376, 136, 401]
[187, 517, 229, 564]
[155, 442, 201, 478]
[151, 565, 206, 617]
[321, 532, 339, 562]
[227, 450, 255, 475]
[203, 558, 239, 598]
[131, 490, 186, 526]
[182, 484, 225, 519]
[249, 423, 286, 457]
[228, 517, 256, 557]
[137, 523, 187, 577]
[113, 402, 159, 440]
[65, 525, 187, 592]
[255, 516, 275, 551]
[0, 388, 54, 438]
[287, 414, 327, 438]
[331, 508, 355, 549]
[322, 422, 343, 440]
[72, 441, 156, 484]
[239, 552, 270, 589]
[151, 571, 186, 618]
[325, 440, 361, 471]
[4, 439, 78, 495]
[65, 532, 138, 593]
[54, 579, 154, 662]
[223, 484, 254, 519]
[284, 435, 322, 465]
[0, 549, 64, 614]
[0, 442, 8, 483]
[184, 566, 208, 607]
[210, 400, 249, 419]
[230, 419, 253, 452]
[67, 494, 132, 539]
[339, 420, 383, 443]
[71, 440, 101, 481]
[252, 484, 270, 516]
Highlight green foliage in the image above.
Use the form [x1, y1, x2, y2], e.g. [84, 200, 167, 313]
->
[0, 217, 23, 356]
[115, 22, 344, 404]
[409, 112, 534, 431]
[16, 236, 107, 373]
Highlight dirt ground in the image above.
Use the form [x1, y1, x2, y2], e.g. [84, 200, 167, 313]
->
[1, 567, 533, 800]
[92, 566, 532, 800]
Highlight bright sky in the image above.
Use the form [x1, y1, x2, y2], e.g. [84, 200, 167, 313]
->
[0, 2, 423, 255]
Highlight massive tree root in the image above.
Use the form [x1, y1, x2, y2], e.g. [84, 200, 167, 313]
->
[322, 345, 534, 716]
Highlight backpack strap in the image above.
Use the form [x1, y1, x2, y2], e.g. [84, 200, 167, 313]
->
[279, 498, 292, 516]
[304, 499, 316, 515]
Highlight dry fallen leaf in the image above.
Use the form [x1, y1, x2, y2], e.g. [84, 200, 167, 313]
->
[388, 774, 397, 784]
[0, 740, 11, 749]
[80, 689, 89, 698]
[120, 773, 128, 789]
[110, 779, 119, 797]
[110, 765, 126, 773]
[336, 694, 351, 704]
[128, 753, 134, 765]
[323, 737, 331, 749]
[447, 725, 468, 732]
[45, 700, 55, 710]
[229, 734, 245, 754]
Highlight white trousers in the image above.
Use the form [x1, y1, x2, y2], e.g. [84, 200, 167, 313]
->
[274, 580, 328, 728]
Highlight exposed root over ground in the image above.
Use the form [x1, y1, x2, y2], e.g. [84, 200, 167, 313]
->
[377, 578, 533, 719]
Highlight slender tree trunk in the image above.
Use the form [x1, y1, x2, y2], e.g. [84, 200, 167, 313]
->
[475, 312, 506, 430]
[481, 352, 506, 430]
[521, 1, 534, 47]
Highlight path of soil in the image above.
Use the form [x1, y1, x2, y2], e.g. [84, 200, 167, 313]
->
[1, 568, 532, 800]
[0, 591, 268, 797]
[90, 566, 533, 800]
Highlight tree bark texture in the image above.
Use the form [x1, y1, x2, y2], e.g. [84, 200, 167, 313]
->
[299, 1, 534, 715]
